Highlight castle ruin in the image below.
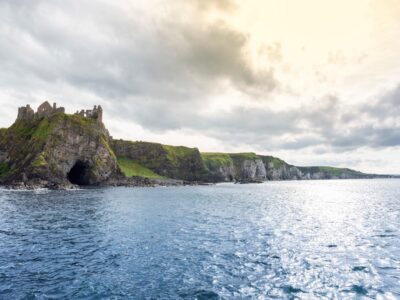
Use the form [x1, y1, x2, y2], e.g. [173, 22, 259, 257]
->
[17, 101, 103, 124]
[74, 105, 103, 125]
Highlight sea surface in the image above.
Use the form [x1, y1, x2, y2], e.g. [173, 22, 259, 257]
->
[0, 180, 399, 299]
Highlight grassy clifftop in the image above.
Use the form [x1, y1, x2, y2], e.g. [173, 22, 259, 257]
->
[0, 110, 381, 187]
[259, 155, 288, 168]
[117, 157, 165, 179]
[297, 166, 368, 179]
[111, 140, 208, 181]
[201, 152, 233, 169]
[201, 152, 376, 181]
[0, 113, 120, 187]
[2, 114, 96, 176]
[0, 128, 6, 139]
[202, 152, 288, 170]
[0, 128, 8, 178]
[0, 116, 63, 179]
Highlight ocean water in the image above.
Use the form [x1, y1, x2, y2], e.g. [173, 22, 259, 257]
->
[0, 180, 399, 299]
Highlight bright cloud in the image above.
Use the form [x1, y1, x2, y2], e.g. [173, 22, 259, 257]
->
[0, 0, 399, 174]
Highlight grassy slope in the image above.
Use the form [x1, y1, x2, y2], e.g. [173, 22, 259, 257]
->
[117, 157, 165, 179]
[0, 128, 8, 178]
[2, 117, 59, 174]
[112, 140, 208, 180]
[0, 163, 9, 179]
[259, 155, 289, 168]
[0, 113, 105, 180]
[201, 152, 370, 179]
[201, 152, 290, 170]
[201, 152, 233, 170]
[160, 144, 208, 180]
[162, 145, 198, 166]
[0, 115, 372, 182]
[297, 166, 364, 177]
[0, 128, 6, 138]
[202, 152, 280, 168]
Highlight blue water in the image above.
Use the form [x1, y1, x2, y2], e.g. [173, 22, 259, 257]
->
[0, 180, 399, 299]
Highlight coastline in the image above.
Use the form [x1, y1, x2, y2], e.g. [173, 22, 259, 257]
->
[1, 175, 397, 191]
[1, 104, 396, 190]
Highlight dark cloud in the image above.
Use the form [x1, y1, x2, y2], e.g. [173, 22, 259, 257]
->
[0, 0, 276, 104]
[0, 0, 399, 156]
[115, 88, 400, 152]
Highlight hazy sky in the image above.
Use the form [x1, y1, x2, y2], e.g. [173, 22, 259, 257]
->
[1, 0, 400, 174]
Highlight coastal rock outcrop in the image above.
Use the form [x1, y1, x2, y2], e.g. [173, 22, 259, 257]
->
[110, 140, 208, 181]
[201, 153, 268, 182]
[0, 101, 387, 189]
[261, 156, 302, 180]
[202, 153, 379, 183]
[0, 103, 120, 188]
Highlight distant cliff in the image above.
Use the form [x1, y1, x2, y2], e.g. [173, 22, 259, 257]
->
[0, 113, 120, 188]
[0, 102, 392, 189]
[109, 142, 384, 183]
[201, 152, 382, 182]
[110, 140, 208, 181]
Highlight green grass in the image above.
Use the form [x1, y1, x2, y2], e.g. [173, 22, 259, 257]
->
[229, 152, 259, 160]
[117, 157, 166, 179]
[319, 166, 361, 176]
[3, 113, 107, 173]
[201, 152, 233, 169]
[32, 153, 47, 167]
[162, 145, 197, 166]
[202, 152, 268, 170]
[298, 166, 363, 177]
[260, 155, 287, 168]
[0, 128, 6, 138]
[32, 117, 57, 139]
[0, 163, 10, 178]
[64, 114, 96, 126]
[33, 114, 95, 139]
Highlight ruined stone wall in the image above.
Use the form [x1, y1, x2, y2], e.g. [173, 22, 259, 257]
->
[17, 102, 102, 124]
[74, 105, 103, 124]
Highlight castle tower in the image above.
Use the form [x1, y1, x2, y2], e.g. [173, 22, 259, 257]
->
[96, 105, 103, 125]
[37, 101, 53, 118]
[17, 104, 35, 121]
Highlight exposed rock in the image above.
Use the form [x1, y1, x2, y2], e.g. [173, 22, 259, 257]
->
[202, 152, 385, 183]
[0, 102, 392, 189]
[0, 113, 121, 188]
[110, 140, 208, 181]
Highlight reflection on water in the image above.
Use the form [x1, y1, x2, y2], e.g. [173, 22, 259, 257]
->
[0, 180, 399, 299]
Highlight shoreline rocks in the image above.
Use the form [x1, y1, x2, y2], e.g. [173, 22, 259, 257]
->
[0, 102, 394, 190]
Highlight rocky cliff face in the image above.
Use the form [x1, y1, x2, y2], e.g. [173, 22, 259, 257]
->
[111, 140, 208, 181]
[297, 166, 374, 180]
[202, 153, 268, 182]
[0, 104, 384, 189]
[0, 114, 120, 188]
[261, 156, 303, 180]
[230, 154, 267, 182]
[201, 152, 377, 183]
[0, 129, 6, 162]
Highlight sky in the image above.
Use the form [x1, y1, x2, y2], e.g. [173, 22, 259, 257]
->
[0, 0, 400, 174]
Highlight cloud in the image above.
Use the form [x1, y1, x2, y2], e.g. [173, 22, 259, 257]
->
[190, 0, 237, 12]
[0, 0, 399, 173]
[115, 87, 400, 153]
[0, 0, 277, 105]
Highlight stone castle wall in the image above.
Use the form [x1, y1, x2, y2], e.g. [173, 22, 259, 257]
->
[17, 101, 103, 124]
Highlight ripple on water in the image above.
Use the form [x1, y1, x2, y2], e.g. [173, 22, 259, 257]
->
[0, 180, 399, 299]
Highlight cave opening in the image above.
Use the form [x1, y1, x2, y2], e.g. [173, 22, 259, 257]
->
[67, 161, 90, 185]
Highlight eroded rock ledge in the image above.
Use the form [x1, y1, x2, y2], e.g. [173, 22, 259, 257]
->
[0, 102, 392, 189]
